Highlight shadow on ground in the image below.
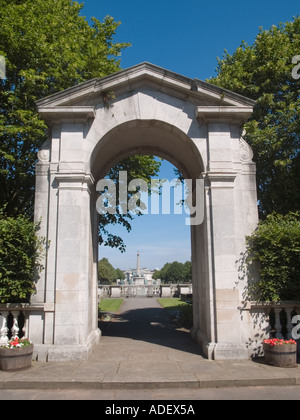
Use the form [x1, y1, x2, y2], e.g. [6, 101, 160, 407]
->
[98, 304, 204, 357]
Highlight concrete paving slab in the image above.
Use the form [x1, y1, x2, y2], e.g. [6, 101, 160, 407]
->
[178, 360, 226, 373]
[117, 360, 182, 375]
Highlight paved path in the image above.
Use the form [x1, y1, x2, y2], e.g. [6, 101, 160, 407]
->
[1, 298, 300, 399]
[101, 297, 202, 355]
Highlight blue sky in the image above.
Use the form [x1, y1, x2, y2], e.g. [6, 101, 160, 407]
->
[80, 0, 299, 270]
[99, 159, 192, 270]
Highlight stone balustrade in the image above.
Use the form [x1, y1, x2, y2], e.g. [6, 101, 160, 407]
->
[0, 304, 27, 345]
[0, 303, 44, 347]
[249, 301, 300, 338]
[243, 301, 300, 357]
[98, 284, 193, 300]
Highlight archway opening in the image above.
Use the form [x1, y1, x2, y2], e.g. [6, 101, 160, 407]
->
[97, 156, 192, 274]
[90, 120, 204, 182]
[90, 120, 207, 350]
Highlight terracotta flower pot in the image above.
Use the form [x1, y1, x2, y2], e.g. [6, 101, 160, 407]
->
[263, 342, 297, 368]
[0, 344, 34, 371]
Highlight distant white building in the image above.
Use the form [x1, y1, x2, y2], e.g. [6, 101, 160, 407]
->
[120, 267, 160, 285]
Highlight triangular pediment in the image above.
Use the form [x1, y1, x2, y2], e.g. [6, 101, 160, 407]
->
[36, 62, 255, 124]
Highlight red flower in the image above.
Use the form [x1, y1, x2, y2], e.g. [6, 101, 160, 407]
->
[263, 338, 296, 346]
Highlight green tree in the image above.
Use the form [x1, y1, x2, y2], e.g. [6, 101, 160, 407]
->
[98, 156, 161, 252]
[0, 0, 130, 217]
[115, 268, 125, 281]
[164, 261, 185, 284]
[152, 269, 160, 281]
[245, 212, 300, 301]
[155, 261, 192, 284]
[0, 213, 46, 303]
[208, 17, 300, 217]
[156, 262, 168, 283]
[0, 0, 162, 252]
[98, 258, 117, 285]
[184, 261, 192, 283]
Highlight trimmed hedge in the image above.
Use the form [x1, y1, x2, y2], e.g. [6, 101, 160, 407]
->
[0, 214, 45, 303]
[246, 212, 300, 301]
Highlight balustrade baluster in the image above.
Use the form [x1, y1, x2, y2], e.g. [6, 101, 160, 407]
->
[11, 311, 19, 338]
[274, 308, 284, 339]
[22, 311, 29, 338]
[0, 311, 9, 346]
[285, 308, 294, 339]
[262, 308, 272, 336]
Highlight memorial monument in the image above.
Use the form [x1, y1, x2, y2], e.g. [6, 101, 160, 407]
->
[32, 63, 258, 361]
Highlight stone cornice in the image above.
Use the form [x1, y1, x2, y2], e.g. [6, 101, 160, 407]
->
[38, 106, 95, 125]
[197, 106, 254, 125]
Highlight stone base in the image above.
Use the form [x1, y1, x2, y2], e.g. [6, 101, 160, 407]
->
[33, 328, 101, 362]
[213, 342, 249, 360]
[190, 327, 249, 360]
[190, 328, 216, 359]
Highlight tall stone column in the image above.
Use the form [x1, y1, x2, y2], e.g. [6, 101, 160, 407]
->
[137, 251, 141, 277]
[33, 139, 51, 304]
[46, 172, 101, 361]
[31, 139, 52, 350]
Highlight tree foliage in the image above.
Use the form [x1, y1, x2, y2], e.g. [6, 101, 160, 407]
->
[0, 213, 46, 303]
[98, 257, 124, 284]
[0, 0, 162, 252]
[115, 268, 125, 281]
[0, 0, 130, 217]
[98, 156, 161, 252]
[245, 212, 300, 301]
[153, 261, 192, 284]
[208, 17, 300, 217]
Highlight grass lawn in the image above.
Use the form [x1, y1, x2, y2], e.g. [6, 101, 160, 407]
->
[157, 298, 189, 311]
[157, 298, 193, 328]
[98, 298, 124, 313]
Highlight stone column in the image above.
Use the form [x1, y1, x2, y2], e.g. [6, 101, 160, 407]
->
[200, 121, 250, 359]
[137, 251, 141, 277]
[31, 139, 52, 349]
[190, 180, 217, 359]
[46, 172, 100, 361]
[33, 139, 51, 304]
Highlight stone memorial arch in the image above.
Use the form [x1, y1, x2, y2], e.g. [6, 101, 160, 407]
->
[33, 63, 258, 361]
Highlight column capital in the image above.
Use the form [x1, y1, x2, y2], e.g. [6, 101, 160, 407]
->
[202, 171, 237, 188]
[54, 172, 95, 195]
